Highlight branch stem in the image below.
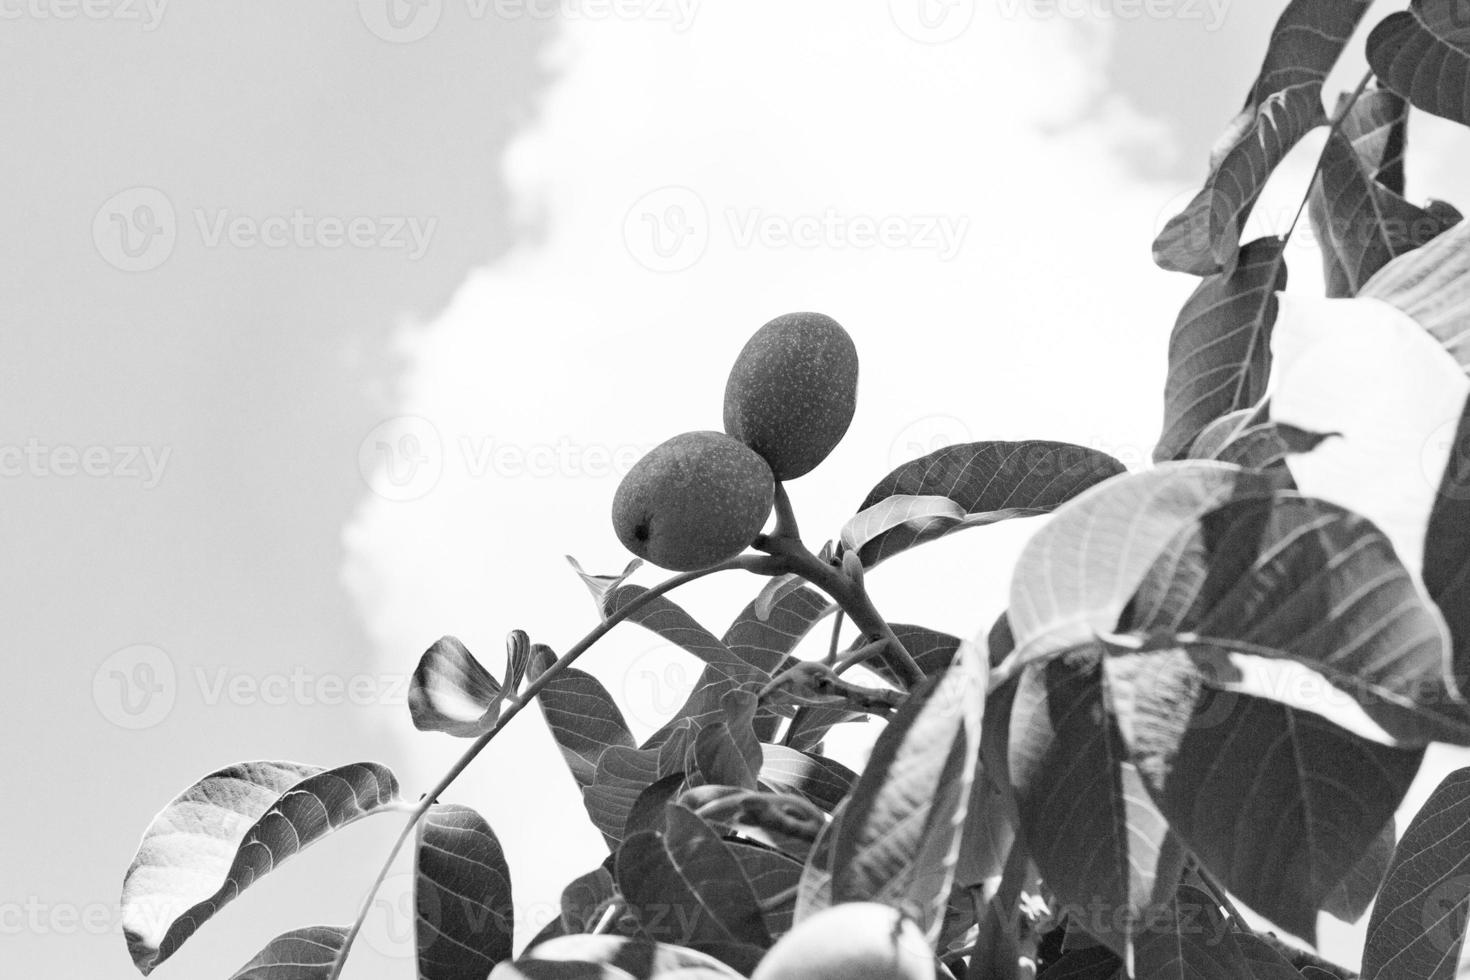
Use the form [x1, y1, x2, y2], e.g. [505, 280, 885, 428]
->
[1282, 69, 1375, 245]
[326, 557, 746, 979]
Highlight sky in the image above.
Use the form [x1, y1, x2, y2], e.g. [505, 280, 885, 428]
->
[7, 1, 1470, 977]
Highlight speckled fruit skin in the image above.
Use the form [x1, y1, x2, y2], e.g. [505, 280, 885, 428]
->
[723, 312, 859, 481]
[752, 902, 935, 980]
[611, 431, 774, 572]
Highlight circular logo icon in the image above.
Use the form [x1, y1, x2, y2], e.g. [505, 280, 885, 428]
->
[1420, 874, 1470, 953]
[359, 0, 442, 43]
[618, 644, 700, 739]
[623, 186, 709, 273]
[889, 0, 975, 43]
[1422, 416, 1470, 499]
[359, 416, 444, 502]
[93, 187, 177, 273]
[888, 414, 974, 469]
[362, 871, 427, 959]
[93, 644, 177, 730]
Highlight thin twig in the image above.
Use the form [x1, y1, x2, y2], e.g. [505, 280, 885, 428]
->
[823, 608, 846, 665]
[326, 557, 747, 979]
[1282, 68, 1375, 245]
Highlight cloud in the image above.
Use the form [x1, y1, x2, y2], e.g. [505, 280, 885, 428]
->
[343, 0, 1193, 949]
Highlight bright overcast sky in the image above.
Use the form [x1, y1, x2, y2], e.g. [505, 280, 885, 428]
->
[12, 1, 1470, 977]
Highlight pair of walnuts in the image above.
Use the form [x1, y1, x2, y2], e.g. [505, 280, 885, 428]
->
[611, 311, 860, 571]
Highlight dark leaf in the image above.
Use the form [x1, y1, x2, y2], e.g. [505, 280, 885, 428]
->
[1322, 816, 1393, 924]
[851, 441, 1126, 568]
[1122, 493, 1468, 746]
[603, 586, 766, 747]
[1132, 884, 1253, 978]
[1361, 216, 1470, 370]
[860, 623, 962, 687]
[1189, 411, 1335, 476]
[583, 745, 664, 845]
[1425, 396, 1470, 694]
[226, 926, 349, 980]
[559, 866, 618, 935]
[615, 807, 770, 972]
[723, 585, 834, 740]
[1153, 0, 1371, 274]
[722, 585, 832, 677]
[416, 803, 514, 978]
[121, 761, 399, 974]
[1309, 88, 1461, 297]
[831, 643, 987, 940]
[1155, 237, 1287, 462]
[409, 635, 506, 738]
[537, 667, 637, 790]
[727, 842, 803, 938]
[1008, 463, 1275, 665]
[1009, 650, 1185, 956]
[1105, 648, 1423, 944]
[756, 744, 856, 813]
[1368, 1, 1470, 126]
[1362, 767, 1470, 978]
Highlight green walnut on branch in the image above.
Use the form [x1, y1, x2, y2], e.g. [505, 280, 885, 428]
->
[610, 430, 775, 572]
[724, 311, 859, 481]
[611, 311, 860, 573]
